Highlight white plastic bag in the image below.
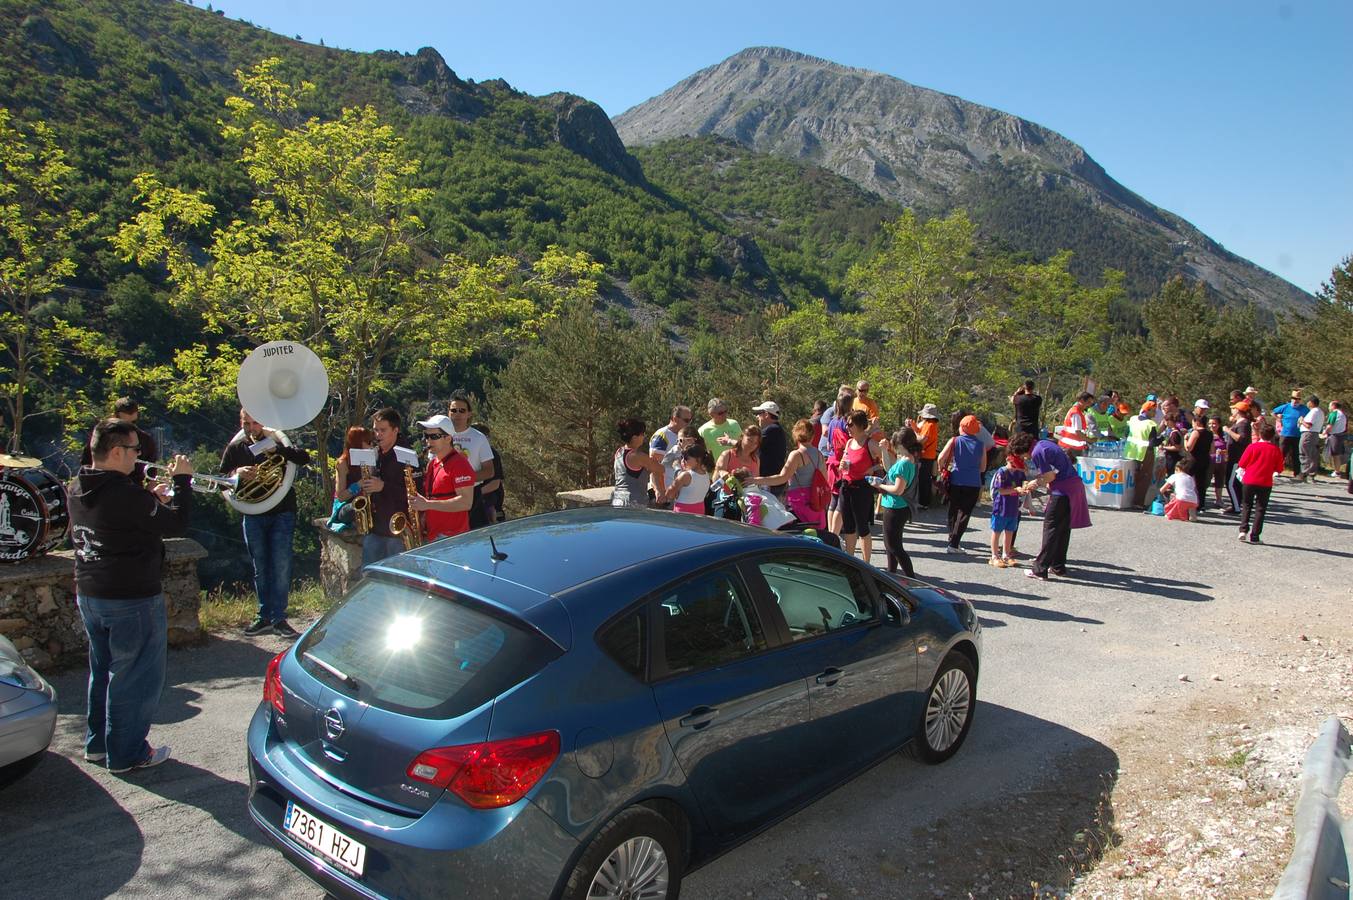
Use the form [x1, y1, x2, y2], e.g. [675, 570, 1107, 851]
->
[741, 485, 796, 530]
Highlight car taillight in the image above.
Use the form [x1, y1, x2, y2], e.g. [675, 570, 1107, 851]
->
[263, 651, 286, 715]
[406, 731, 560, 809]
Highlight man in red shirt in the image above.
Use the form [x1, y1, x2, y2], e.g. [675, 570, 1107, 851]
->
[410, 415, 475, 541]
[1236, 422, 1285, 544]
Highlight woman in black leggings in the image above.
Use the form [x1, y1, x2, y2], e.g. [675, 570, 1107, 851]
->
[873, 428, 921, 576]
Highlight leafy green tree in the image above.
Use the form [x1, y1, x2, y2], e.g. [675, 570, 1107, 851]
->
[1280, 254, 1352, 399]
[0, 108, 111, 451]
[985, 251, 1121, 404]
[113, 60, 600, 493]
[769, 300, 866, 402]
[845, 210, 1001, 416]
[1095, 276, 1277, 404]
[486, 307, 671, 513]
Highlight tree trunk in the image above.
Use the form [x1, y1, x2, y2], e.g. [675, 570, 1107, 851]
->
[10, 325, 27, 452]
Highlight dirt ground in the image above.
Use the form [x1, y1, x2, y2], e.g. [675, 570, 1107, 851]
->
[907, 543, 1353, 899]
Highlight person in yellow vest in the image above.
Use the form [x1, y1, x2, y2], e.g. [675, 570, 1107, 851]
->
[1097, 396, 1130, 441]
[1126, 401, 1161, 508]
[1055, 392, 1096, 457]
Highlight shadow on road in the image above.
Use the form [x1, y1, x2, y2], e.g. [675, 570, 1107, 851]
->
[134, 758, 264, 846]
[685, 702, 1120, 899]
[55, 635, 286, 718]
[969, 597, 1104, 626]
[0, 753, 145, 899]
[1056, 567, 1212, 602]
[1261, 543, 1353, 559]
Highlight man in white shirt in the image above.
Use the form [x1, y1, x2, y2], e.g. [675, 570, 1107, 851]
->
[1322, 400, 1347, 483]
[650, 405, 693, 505]
[1297, 395, 1323, 482]
[446, 393, 495, 518]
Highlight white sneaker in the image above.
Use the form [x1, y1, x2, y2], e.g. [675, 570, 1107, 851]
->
[1237, 531, 1247, 541]
[945, 544, 965, 554]
[110, 745, 172, 774]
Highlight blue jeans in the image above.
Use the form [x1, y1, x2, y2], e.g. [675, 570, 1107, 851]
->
[242, 510, 296, 621]
[362, 534, 405, 566]
[77, 594, 167, 770]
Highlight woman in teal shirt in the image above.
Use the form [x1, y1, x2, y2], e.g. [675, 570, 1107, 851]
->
[872, 428, 920, 576]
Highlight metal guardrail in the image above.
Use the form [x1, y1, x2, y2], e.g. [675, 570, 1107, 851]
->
[1273, 716, 1352, 900]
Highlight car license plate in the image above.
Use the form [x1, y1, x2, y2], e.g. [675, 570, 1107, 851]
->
[283, 800, 367, 876]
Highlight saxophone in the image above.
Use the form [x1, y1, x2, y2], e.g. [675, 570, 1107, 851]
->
[351, 463, 373, 535]
[389, 464, 424, 550]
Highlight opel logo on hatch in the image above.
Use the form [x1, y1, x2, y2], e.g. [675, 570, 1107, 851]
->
[323, 707, 345, 741]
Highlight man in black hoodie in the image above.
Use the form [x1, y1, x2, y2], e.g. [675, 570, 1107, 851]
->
[69, 419, 194, 774]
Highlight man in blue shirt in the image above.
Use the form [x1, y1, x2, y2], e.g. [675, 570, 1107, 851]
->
[1269, 389, 1307, 476]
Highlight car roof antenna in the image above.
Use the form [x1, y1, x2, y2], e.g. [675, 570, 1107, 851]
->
[489, 536, 508, 562]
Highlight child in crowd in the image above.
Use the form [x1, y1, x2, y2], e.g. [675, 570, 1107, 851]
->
[1160, 456, 1199, 521]
[664, 444, 713, 515]
[1237, 422, 1286, 543]
[1208, 415, 1228, 508]
[988, 446, 1028, 567]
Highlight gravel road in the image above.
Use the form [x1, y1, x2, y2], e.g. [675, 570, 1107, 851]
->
[2, 477, 1348, 899]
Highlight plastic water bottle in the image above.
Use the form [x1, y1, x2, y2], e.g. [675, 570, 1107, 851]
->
[746, 493, 763, 526]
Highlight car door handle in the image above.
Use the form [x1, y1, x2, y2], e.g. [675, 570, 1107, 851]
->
[815, 667, 845, 686]
[679, 707, 719, 729]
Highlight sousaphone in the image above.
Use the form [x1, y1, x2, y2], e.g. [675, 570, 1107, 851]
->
[230, 341, 329, 515]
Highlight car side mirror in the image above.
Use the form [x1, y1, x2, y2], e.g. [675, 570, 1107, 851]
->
[884, 594, 911, 627]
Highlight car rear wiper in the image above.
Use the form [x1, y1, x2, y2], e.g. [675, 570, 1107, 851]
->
[303, 651, 360, 693]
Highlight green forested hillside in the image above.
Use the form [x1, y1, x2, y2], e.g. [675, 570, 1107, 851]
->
[0, 0, 810, 328]
[958, 158, 1177, 313]
[631, 136, 905, 305]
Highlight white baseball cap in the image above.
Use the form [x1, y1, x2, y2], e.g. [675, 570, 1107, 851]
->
[1193, 399, 1210, 410]
[416, 414, 456, 434]
[752, 401, 781, 416]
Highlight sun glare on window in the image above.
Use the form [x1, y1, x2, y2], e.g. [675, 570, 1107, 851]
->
[385, 615, 424, 652]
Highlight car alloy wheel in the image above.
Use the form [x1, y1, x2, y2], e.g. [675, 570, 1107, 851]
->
[565, 807, 681, 900]
[916, 652, 976, 763]
[587, 835, 669, 899]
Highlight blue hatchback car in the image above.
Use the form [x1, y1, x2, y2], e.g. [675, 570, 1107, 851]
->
[246, 508, 981, 899]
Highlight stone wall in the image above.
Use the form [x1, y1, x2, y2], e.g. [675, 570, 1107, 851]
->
[557, 486, 613, 509]
[0, 538, 206, 670]
[314, 518, 363, 602]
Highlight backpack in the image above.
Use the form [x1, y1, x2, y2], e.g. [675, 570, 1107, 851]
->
[808, 448, 831, 512]
[901, 463, 920, 507]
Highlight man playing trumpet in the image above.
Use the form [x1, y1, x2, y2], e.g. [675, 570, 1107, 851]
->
[69, 419, 195, 773]
[221, 409, 311, 638]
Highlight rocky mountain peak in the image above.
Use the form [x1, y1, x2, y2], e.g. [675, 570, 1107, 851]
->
[614, 47, 1312, 312]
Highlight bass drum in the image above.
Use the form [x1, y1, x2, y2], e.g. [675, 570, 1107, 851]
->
[0, 469, 70, 562]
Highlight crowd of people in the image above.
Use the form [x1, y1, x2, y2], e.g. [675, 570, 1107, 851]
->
[612, 380, 1094, 582]
[612, 379, 1351, 576]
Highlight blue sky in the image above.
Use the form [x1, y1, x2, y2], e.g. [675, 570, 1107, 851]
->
[213, 0, 1350, 295]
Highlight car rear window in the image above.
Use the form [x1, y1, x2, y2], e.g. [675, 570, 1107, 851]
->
[297, 578, 559, 720]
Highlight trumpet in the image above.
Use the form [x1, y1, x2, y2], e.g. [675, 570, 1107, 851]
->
[141, 463, 239, 495]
